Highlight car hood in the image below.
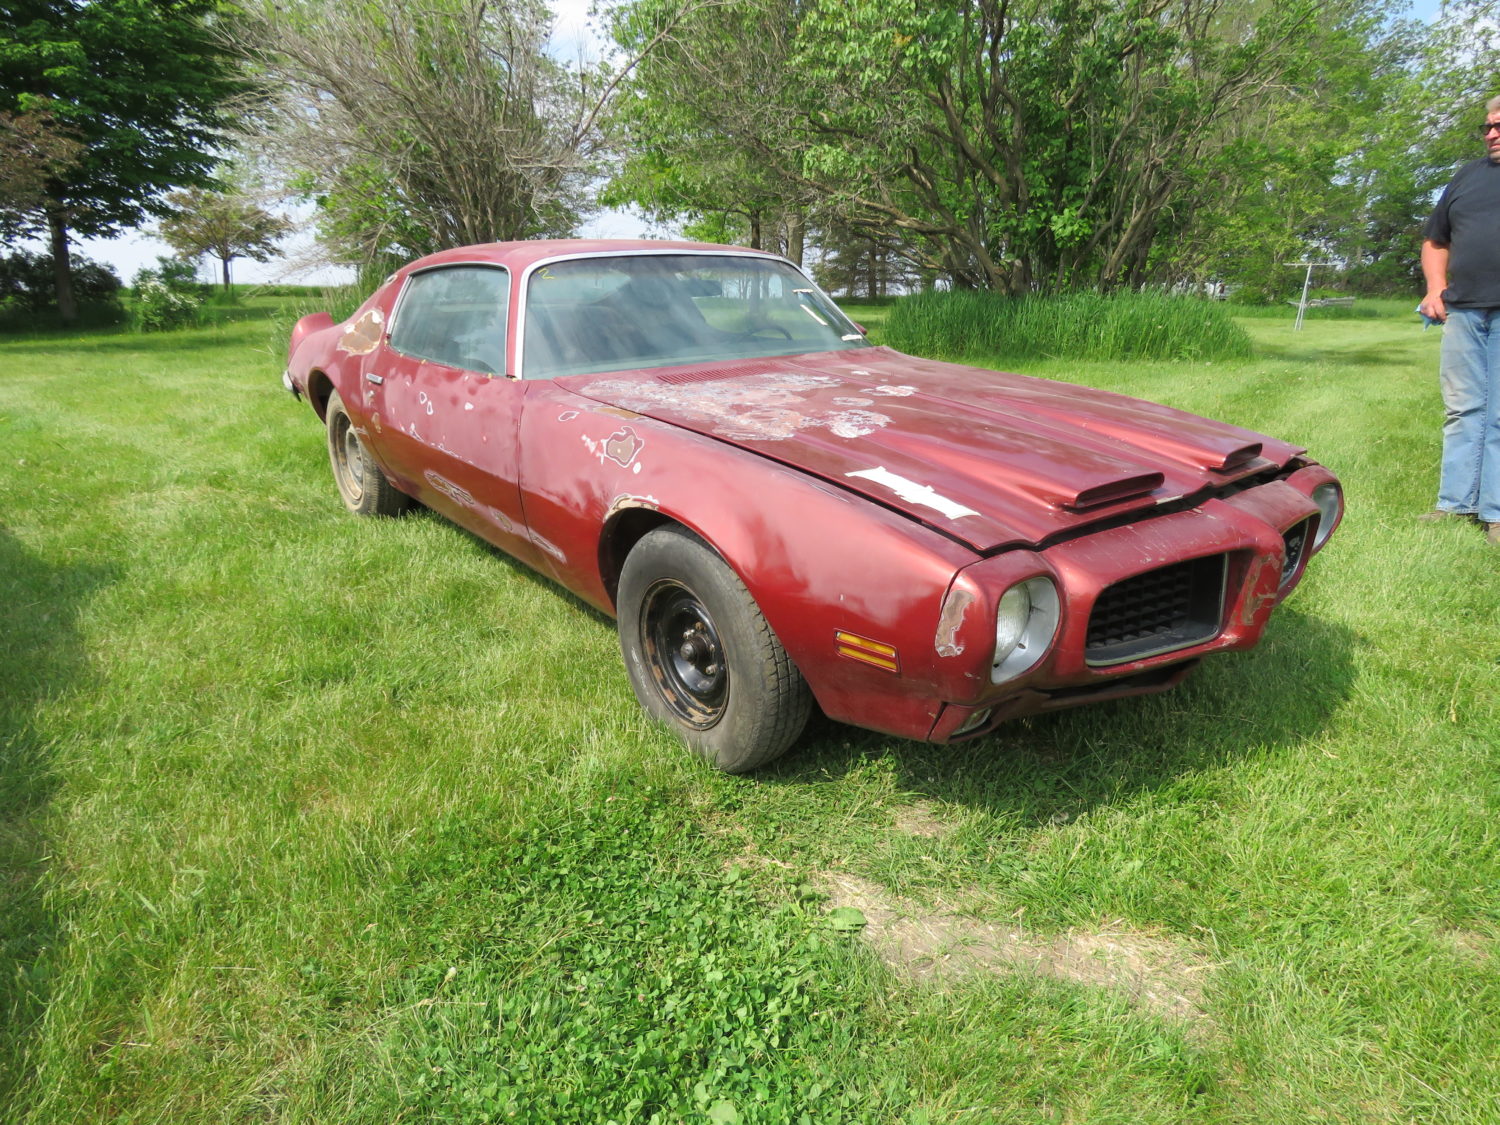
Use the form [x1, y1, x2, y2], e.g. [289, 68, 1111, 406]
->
[571, 347, 1302, 552]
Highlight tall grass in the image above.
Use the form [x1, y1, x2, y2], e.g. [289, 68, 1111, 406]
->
[885, 289, 1252, 362]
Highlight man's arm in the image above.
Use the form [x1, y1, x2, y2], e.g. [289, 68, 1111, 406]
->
[1420, 239, 1450, 322]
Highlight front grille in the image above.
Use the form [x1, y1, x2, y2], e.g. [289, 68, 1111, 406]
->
[1085, 555, 1226, 666]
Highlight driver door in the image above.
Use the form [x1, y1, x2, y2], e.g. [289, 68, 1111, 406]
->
[367, 264, 542, 568]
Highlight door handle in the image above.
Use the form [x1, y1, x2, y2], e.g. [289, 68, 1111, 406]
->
[365, 373, 384, 385]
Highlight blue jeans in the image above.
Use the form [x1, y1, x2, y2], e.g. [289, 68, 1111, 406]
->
[1438, 307, 1500, 524]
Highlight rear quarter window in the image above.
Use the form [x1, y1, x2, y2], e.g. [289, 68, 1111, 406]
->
[389, 266, 511, 375]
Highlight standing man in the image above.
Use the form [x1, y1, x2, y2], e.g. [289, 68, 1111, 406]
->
[1419, 95, 1500, 546]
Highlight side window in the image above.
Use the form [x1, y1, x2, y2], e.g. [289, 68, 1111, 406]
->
[388, 266, 510, 376]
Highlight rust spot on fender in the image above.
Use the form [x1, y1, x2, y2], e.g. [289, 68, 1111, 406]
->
[935, 589, 976, 657]
[607, 494, 662, 517]
[424, 469, 475, 509]
[337, 308, 383, 355]
[595, 406, 642, 421]
[529, 530, 567, 563]
[1240, 554, 1282, 626]
[583, 426, 643, 470]
[604, 429, 642, 467]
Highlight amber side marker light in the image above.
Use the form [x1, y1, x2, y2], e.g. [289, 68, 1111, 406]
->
[835, 631, 900, 673]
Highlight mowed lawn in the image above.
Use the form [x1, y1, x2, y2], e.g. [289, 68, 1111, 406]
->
[1, 301, 1496, 1123]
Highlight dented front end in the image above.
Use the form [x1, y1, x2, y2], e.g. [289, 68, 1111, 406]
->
[920, 462, 1340, 742]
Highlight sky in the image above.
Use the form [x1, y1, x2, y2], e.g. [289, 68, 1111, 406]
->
[54, 0, 1451, 288]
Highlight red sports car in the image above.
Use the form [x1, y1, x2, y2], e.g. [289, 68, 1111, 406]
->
[284, 240, 1342, 771]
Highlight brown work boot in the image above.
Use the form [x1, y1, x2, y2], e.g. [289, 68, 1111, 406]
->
[1486, 522, 1500, 546]
[1418, 509, 1474, 523]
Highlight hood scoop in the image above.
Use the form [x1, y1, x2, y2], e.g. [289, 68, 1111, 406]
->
[1216, 442, 1263, 472]
[1068, 472, 1166, 511]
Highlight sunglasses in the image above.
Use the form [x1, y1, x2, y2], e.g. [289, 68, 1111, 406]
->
[1484, 121, 1500, 135]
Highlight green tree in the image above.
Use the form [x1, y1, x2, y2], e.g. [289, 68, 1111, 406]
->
[607, 0, 815, 262]
[158, 188, 290, 292]
[798, 0, 1397, 293]
[613, 0, 1406, 294]
[0, 0, 242, 323]
[1159, 7, 1407, 299]
[810, 224, 917, 298]
[1335, 0, 1500, 296]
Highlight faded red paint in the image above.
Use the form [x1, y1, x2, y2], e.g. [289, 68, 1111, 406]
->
[284, 239, 1343, 747]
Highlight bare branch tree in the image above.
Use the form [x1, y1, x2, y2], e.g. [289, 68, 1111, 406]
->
[231, 0, 726, 269]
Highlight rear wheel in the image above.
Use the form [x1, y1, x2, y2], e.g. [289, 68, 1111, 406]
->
[326, 391, 410, 517]
[618, 526, 810, 772]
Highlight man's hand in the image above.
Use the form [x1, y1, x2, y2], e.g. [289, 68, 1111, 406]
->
[1420, 239, 1450, 323]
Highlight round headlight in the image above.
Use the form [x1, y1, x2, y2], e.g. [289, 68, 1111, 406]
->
[992, 576, 1061, 685]
[994, 583, 1032, 661]
[1311, 482, 1342, 549]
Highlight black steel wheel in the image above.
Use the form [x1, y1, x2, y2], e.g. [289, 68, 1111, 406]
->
[326, 391, 410, 517]
[618, 525, 810, 772]
[641, 581, 731, 728]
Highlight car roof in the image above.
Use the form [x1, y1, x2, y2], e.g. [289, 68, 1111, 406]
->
[404, 239, 782, 274]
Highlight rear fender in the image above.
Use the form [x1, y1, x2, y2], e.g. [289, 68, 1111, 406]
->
[289, 311, 335, 363]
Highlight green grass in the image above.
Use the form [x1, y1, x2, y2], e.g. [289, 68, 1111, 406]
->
[2, 307, 1497, 1123]
[1223, 296, 1410, 320]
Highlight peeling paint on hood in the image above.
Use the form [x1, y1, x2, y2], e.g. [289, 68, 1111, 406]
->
[572, 348, 1302, 552]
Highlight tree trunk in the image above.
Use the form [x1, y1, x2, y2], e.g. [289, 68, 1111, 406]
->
[748, 210, 762, 250]
[221, 254, 232, 292]
[48, 210, 77, 326]
[785, 208, 804, 267]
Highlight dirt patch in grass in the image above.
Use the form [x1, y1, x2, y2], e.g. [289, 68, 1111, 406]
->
[819, 872, 1214, 1026]
[1444, 929, 1492, 966]
[891, 800, 951, 839]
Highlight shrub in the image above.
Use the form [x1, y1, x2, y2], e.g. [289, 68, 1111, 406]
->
[884, 288, 1252, 364]
[0, 249, 125, 329]
[131, 258, 204, 331]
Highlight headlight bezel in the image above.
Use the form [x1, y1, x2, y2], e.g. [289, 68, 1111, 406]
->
[1310, 482, 1342, 550]
[991, 575, 1061, 685]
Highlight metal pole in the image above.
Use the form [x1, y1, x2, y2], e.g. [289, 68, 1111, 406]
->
[1295, 262, 1314, 331]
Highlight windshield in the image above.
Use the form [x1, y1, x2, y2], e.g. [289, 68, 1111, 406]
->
[521, 254, 869, 379]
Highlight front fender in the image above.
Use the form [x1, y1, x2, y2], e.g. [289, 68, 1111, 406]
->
[518, 390, 985, 739]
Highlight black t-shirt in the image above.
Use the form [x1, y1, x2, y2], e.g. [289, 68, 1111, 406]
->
[1425, 156, 1500, 308]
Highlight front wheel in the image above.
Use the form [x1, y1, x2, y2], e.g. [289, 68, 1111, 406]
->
[326, 391, 410, 517]
[618, 526, 810, 772]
